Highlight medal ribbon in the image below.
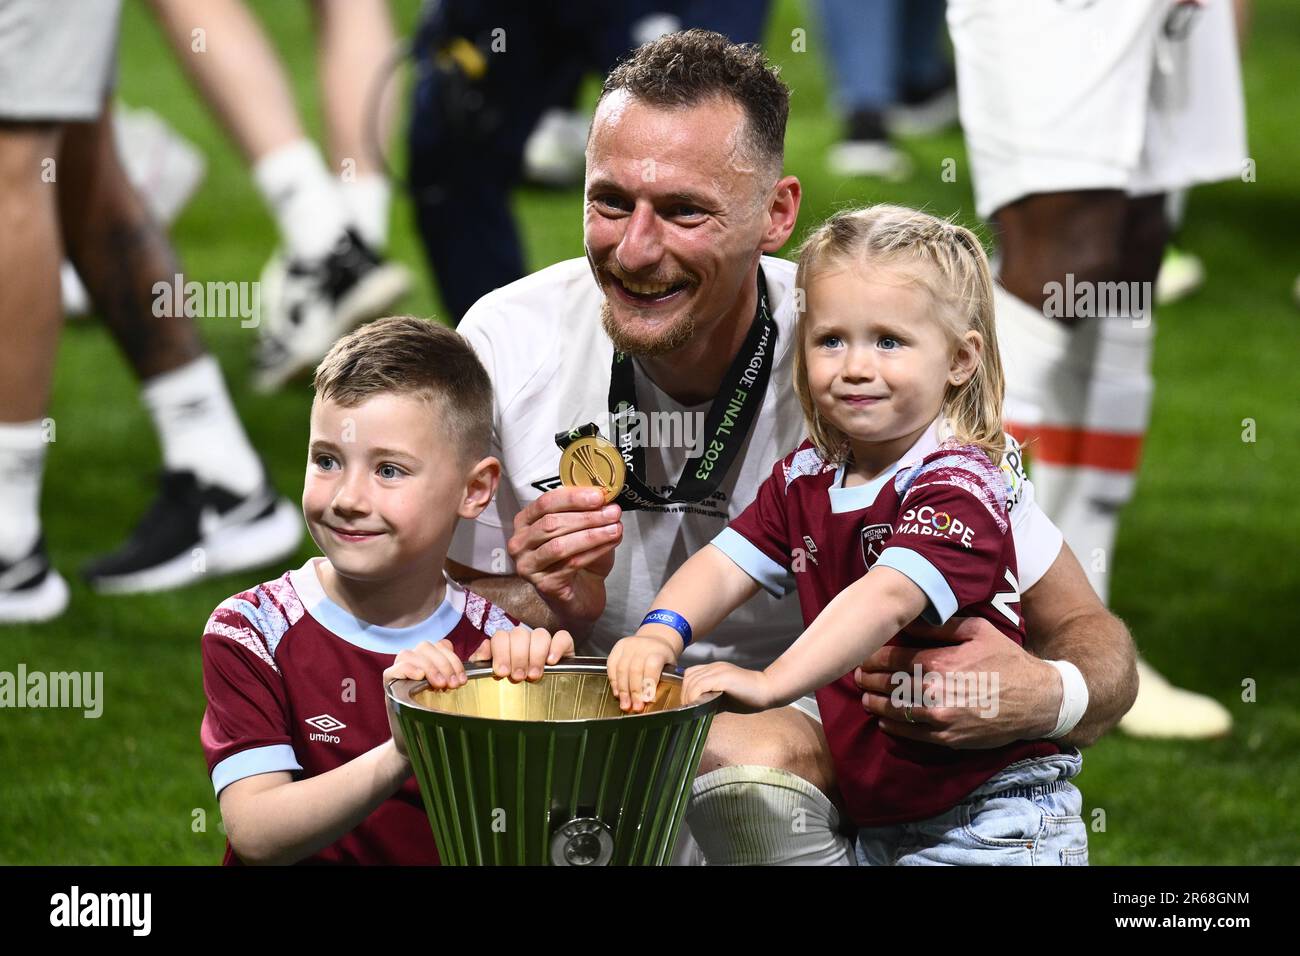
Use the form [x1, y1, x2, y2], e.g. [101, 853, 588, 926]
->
[555, 269, 777, 512]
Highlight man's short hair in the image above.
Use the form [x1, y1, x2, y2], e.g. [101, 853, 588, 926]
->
[313, 316, 493, 461]
[599, 29, 789, 178]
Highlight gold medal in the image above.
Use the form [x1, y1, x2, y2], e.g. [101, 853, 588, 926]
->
[559, 435, 626, 503]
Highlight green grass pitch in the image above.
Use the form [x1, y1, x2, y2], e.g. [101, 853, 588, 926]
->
[0, 0, 1296, 865]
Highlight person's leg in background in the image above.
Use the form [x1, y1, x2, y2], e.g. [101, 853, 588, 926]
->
[995, 190, 1156, 605]
[146, 0, 409, 392]
[146, 0, 346, 255]
[56, 102, 302, 594]
[952, 0, 1235, 740]
[814, 0, 911, 180]
[993, 189, 1231, 739]
[406, 2, 567, 322]
[312, 0, 398, 253]
[62, 105, 207, 319]
[0, 121, 70, 622]
[1155, 189, 1204, 305]
[0, 0, 126, 623]
[889, 0, 957, 137]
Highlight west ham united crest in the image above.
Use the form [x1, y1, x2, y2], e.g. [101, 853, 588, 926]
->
[861, 524, 892, 567]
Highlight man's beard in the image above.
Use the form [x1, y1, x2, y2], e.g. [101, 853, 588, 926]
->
[600, 299, 697, 357]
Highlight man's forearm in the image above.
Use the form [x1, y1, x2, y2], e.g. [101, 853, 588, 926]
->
[1027, 607, 1138, 748]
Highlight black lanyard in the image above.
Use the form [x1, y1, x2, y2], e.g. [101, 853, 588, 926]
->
[555, 269, 777, 511]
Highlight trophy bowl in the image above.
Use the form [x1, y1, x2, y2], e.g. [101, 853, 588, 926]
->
[386, 657, 718, 866]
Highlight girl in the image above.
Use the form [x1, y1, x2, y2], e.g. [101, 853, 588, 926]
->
[607, 204, 1087, 864]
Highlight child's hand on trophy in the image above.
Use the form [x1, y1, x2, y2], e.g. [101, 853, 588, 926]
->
[468, 624, 575, 683]
[385, 639, 468, 690]
[682, 662, 775, 713]
[607, 633, 680, 713]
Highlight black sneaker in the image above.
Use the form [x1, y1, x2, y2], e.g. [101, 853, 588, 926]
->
[0, 536, 69, 624]
[252, 229, 411, 394]
[83, 470, 303, 594]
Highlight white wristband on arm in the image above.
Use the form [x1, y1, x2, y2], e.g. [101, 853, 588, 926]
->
[1045, 659, 1089, 739]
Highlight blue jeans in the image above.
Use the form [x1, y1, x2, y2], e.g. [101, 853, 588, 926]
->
[854, 750, 1089, 866]
[816, 0, 949, 113]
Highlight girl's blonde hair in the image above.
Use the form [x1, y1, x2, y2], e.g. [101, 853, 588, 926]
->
[792, 204, 1006, 466]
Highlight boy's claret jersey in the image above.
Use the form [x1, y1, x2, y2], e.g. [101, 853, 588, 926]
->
[715, 422, 1063, 826]
[200, 557, 515, 865]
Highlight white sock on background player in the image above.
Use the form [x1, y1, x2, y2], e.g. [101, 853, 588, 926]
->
[252, 139, 350, 260]
[995, 285, 1154, 603]
[141, 356, 264, 496]
[687, 765, 855, 866]
[340, 173, 391, 252]
[0, 421, 48, 563]
[995, 286, 1230, 737]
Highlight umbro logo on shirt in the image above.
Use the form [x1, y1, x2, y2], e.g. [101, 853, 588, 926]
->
[306, 713, 346, 743]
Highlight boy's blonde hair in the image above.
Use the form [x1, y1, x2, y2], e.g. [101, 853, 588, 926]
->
[792, 204, 1006, 466]
[313, 316, 493, 461]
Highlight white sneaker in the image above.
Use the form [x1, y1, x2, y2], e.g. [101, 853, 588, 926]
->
[1118, 657, 1232, 739]
[885, 85, 959, 138]
[523, 108, 588, 188]
[0, 538, 70, 625]
[1155, 245, 1205, 306]
[113, 104, 207, 225]
[827, 140, 913, 182]
[252, 229, 411, 393]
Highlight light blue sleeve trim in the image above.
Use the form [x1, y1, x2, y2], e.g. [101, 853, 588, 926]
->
[211, 744, 302, 796]
[874, 546, 959, 625]
[710, 527, 795, 598]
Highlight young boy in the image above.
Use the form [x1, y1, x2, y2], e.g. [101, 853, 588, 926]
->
[199, 316, 573, 865]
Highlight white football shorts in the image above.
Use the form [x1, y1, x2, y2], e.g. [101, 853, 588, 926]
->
[947, 0, 1248, 217]
[0, 0, 122, 121]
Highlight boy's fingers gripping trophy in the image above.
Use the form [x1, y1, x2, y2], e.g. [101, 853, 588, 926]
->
[384, 640, 468, 690]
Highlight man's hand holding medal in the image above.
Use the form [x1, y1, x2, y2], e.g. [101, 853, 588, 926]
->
[506, 468, 625, 631]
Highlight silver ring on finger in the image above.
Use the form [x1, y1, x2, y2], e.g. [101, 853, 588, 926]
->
[903, 703, 915, 724]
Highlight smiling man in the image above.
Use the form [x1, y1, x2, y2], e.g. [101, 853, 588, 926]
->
[445, 30, 1137, 865]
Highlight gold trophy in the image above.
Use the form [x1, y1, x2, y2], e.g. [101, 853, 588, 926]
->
[387, 659, 717, 865]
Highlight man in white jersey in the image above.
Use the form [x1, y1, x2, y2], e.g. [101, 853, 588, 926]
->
[447, 30, 1137, 864]
[947, 0, 1246, 737]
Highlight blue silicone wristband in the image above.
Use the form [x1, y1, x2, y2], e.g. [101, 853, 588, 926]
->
[640, 609, 692, 648]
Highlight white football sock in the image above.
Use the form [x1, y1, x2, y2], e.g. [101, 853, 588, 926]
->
[141, 356, 264, 496]
[687, 765, 855, 866]
[0, 420, 49, 563]
[1166, 188, 1188, 233]
[997, 285, 1155, 603]
[252, 140, 350, 260]
[340, 173, 391, 251]
[994, 283, 1075, 429]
